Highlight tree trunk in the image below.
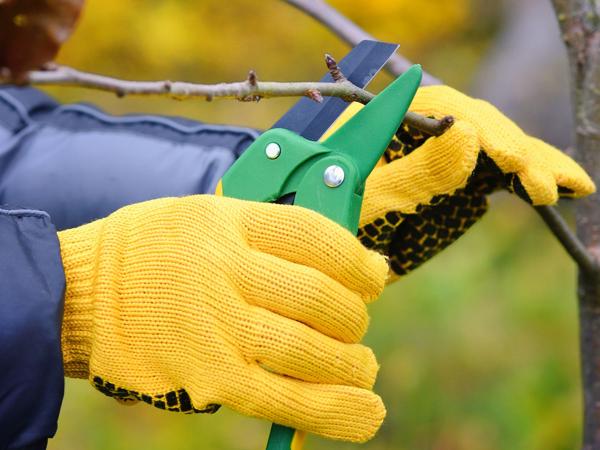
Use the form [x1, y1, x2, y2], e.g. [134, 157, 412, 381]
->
[550, 1, 600, 448]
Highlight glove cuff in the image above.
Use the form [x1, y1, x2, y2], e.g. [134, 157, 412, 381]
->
[58, 220, 103, 378]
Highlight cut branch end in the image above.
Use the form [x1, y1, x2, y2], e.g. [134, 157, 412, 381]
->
[438, 115, 455, 134]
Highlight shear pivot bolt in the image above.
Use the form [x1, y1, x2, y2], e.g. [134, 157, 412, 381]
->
[265, 142, 281, 159]
[323, 165, 345, 188]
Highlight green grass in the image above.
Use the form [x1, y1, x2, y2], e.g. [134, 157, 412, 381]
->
[50, 193, 582, 450]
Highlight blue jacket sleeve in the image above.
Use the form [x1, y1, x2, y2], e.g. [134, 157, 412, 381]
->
[0, 86, 259, 230]
[0, 208, 65, 450]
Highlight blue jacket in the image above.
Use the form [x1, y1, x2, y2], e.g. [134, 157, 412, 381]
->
[0, 86, 258, 450]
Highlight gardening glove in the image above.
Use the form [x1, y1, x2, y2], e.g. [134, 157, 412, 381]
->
[58, 195, 388, 442]
[326, 86, 595, 280]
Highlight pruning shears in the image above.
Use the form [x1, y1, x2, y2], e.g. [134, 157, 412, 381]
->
[216, 41, 422, 450]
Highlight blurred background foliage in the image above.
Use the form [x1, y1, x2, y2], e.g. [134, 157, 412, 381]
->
[46, 0, 582, 449]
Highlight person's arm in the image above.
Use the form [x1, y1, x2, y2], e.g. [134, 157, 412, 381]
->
[0, 208, 65, 450]
[0, 90, 388, 447]
[0, 86, 259, 230]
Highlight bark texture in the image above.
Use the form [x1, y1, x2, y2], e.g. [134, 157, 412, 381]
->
[551, 1, 600, 448]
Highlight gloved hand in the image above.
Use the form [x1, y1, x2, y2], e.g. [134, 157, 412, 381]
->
[58, 195, 388, 442]
[339, 85, 595, 280]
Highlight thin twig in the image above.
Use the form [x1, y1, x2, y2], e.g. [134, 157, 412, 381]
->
[283, 0, 441, 85]
[5, 64, 450, 136]
[15, 65, 370, 101]
[535, 205, 599, 277]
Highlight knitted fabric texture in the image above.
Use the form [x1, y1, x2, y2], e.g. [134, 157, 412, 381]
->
[58, 195, 388, 442]
[325, 86, 595, 280]
[406, 85, 595, 205]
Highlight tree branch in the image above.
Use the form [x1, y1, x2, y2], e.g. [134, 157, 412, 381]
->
[17, 64, 373, 101]
[535, 205, 599, 278]
[5, 64, 450, 136]
[282, 0, 442, 85]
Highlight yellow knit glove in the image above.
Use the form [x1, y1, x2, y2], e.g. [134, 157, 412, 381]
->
[331, 86, 595, 279]
[58, 195, 388, 442]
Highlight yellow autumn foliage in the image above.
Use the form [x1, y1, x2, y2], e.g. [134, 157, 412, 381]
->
[59, 0, 469, 77]
[331, 0, 469, 49]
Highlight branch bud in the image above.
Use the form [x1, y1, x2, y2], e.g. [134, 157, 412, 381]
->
[306, 88, 323, 103]
[324, 53, 346, 82]
[247, 70, 257, 87]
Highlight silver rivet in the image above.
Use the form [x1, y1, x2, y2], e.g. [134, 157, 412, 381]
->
[323, 165, 345, 188]
[265, 142, 281, 159]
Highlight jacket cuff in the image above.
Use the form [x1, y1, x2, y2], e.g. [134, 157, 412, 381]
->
[0, 208, 65, 449]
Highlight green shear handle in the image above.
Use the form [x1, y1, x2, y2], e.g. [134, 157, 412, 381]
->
[219, 65, 423, 449]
